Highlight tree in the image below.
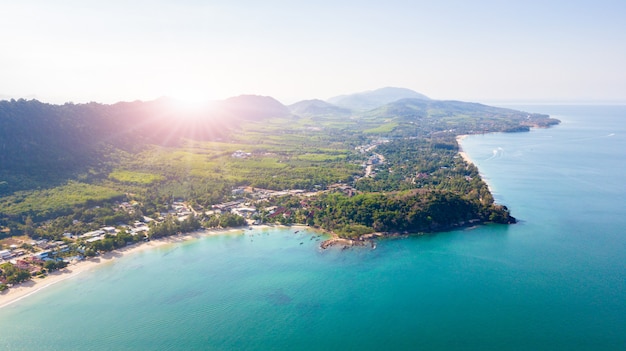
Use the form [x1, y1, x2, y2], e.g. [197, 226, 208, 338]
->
[44, 260, 67, 272]
[180, 214, 201, 232]
[23, 215, 35, 236]
[6, 268, 30, 284]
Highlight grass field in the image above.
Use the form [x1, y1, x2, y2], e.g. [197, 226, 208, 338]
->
[108, 170, 164, 184]
[0, 182, 123, 218]
[363, 122, 399, 134]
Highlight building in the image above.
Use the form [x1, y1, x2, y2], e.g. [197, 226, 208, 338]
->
[0, 249, 12, 260]
[34, 250, 51, 260]
[80, 230, 105, 239]
[102, 226, 116, 234]
[231, 150, 251, 158]
[131, 226, 149, 236]
[232, 207, 257, 219]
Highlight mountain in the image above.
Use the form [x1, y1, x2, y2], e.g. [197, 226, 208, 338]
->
[216, 95, 291, 120]
[0, 91, 559, 196]
[288, 99, 351, 118]
[363, 98, 560, 135]
[0, 95, 291, 194]
[328, 87, 430, 110]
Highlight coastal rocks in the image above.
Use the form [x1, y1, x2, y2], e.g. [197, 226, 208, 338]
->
[320, 238, 357, 249]
[319, 236, 374, 250]
[319, 232, 411, 250]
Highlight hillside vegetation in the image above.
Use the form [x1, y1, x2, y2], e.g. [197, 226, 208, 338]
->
[0, 88, 559, 240]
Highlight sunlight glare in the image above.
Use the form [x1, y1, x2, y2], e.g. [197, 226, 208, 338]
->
[168, 90, 212, 116]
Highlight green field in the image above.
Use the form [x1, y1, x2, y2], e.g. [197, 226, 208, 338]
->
[363, 122, 399, 134]
[0, 182, 123, 219]
[0, 95, 558, 238]
[109, 170, 164, 184]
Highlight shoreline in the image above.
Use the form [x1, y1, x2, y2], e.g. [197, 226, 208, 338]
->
[0, 226, 277, 310]
[456, 134, 474, 165]
[456, 134, 496, 194]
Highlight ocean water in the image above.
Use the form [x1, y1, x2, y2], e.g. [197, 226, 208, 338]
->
[0, 105, 625, 350]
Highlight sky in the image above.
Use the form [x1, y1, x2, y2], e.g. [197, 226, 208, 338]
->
[1, 0, 625, 105]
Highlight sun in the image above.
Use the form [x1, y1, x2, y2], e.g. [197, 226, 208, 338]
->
[167, 90, 212, 115]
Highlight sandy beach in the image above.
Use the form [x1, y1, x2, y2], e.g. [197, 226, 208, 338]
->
[0, 227, 249, 309]
[456, 134, 498, 196]
[456, 134, 474, 165]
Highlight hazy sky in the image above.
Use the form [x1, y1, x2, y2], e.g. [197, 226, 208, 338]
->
[2, 0, 625, 104]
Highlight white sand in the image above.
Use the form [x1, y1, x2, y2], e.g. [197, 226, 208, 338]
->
[456, 135, 474, 165]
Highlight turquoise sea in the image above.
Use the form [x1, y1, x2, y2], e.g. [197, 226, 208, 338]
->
[1, 105, 625, 350]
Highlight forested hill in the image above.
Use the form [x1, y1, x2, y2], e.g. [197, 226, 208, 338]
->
[361, 98, 560, 137]
[0, 96, 290, 194]
[0, 88, 562, 243]
[0, 90, 559, 197]
[328, 87, 431, 110]
[288, 99, 351, 118]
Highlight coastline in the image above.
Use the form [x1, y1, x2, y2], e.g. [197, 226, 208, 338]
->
[0, 227, 256, 309]
[456, 134, 474, 165]
[0, 131, 519, 309]
[0, 133, 543, 309]
[457, 134, 497, 195]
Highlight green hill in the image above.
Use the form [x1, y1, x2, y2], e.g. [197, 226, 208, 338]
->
[288, 99, 352, 118]
[0, 88, 560, 240]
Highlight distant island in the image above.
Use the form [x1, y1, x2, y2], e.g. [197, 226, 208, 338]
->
[0, 87, 559, 291]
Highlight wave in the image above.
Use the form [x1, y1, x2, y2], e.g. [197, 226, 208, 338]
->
[485, 147, 504, 161]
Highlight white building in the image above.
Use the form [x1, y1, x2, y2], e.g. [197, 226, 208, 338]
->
[80, 230, 105, 239]
[0, 249, 11, 260]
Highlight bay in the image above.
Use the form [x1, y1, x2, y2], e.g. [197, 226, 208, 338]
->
[0, 105, 624, 350]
